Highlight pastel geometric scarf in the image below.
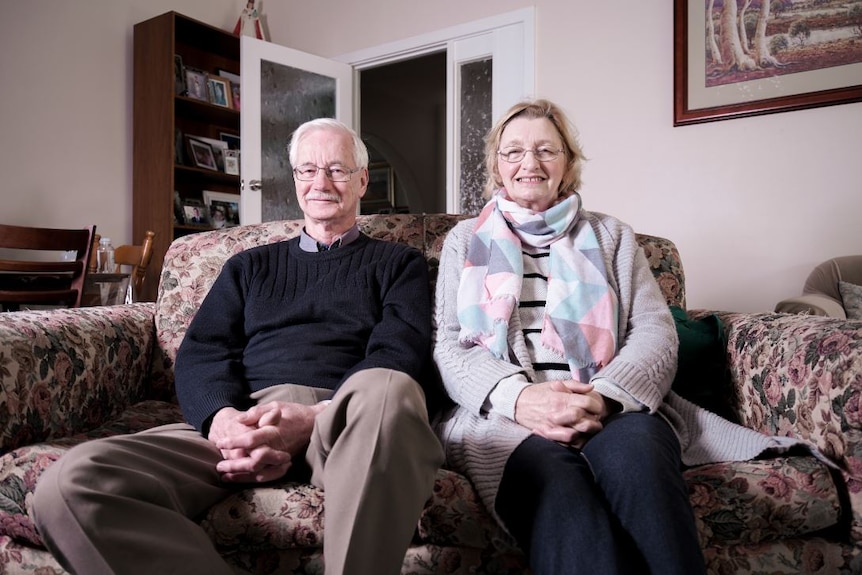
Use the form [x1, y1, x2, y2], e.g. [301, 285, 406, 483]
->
[457, 190, 618, 380]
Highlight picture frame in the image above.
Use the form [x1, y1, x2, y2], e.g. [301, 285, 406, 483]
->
[229, 81, 241, 111]
[219, 132, 241, 150]
[173, 54, 186, 96]
[224, 150, 240, 176]
[187, 137, 218, 171]
[673, 0, 862, 126]
[191, 136, 229, 172]
[218, 70, 241, 84]
[207, 75, 233, 108]
[173, 190, 184, 224]
[218, 70, 241, 111]
[365, 164, 395, 206]
[184, 67, 209, 102]
[181, 199, 208, 226]
[174, 129, 185, 166]
[203, 190, 241, 228]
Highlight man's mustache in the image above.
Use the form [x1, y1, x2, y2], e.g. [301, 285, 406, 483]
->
[305, 193, 341, 202]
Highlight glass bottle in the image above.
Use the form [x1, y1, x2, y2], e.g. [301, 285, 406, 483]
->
[97, 238, 115, 273]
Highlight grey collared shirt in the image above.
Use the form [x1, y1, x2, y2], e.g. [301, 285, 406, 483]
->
[299, 224, 361, 252]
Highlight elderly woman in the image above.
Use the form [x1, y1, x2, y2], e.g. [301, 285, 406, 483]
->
[433, 99, 801, 575]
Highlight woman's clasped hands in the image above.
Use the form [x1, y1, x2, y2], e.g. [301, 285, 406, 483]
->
[514, 380, 616, 448]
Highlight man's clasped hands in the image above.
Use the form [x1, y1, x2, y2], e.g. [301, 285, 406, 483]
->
[208, 400, 330, 483]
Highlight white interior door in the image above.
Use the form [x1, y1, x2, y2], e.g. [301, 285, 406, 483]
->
[339, 8, 535, 214]
[241, 8, 534, 221]
[240, 36, 352, 224]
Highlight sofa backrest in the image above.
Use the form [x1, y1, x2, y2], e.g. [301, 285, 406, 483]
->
[149, 214, 685, 399]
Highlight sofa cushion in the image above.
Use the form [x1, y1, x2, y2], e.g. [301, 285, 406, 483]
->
[0, 400, 184, 546]
[839, 281, 862, 320]
[0, 398, 516, 556]
[1, 398, 841, 557]
[199, 468, 519, 556]
[684, 455, 841, 548]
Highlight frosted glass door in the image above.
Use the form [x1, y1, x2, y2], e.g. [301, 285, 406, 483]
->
[240, 36, 353, 224]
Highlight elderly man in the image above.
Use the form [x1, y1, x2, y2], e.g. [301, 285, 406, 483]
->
[33, 118, 443, 575]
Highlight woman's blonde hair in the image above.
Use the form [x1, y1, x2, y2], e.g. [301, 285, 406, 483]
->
[483, 99, 585, 198]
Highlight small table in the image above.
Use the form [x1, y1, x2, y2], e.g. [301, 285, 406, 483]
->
[82, 273, 131, 306]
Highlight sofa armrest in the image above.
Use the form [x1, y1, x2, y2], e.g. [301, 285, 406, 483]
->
[714, 311, 862, 541]
[715, 311, 859, 457]
[0, 303, 157, 453]
[774, 293, 846, 318]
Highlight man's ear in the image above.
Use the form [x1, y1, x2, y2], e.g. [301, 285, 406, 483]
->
[357, 167, 369, 197]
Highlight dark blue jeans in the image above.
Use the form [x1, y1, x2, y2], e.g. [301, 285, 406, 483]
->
[495, 412, 706, 575]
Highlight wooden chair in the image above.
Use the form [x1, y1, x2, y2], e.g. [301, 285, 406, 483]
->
[88, 230, 156, 302]
[0, 223, 97, 312]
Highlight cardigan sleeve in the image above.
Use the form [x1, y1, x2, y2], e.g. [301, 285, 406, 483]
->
[590, 218, 678, 413]
[433, 220, 527, 415]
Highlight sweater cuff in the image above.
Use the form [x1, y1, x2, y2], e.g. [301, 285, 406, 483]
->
[483, 374, 531, 421]
[591, 377, 644, 413]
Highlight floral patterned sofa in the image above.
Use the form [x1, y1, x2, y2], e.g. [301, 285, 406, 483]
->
[1, 214, 861, 574]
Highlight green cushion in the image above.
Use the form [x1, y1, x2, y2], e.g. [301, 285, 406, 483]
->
[669, 306, 737, 423]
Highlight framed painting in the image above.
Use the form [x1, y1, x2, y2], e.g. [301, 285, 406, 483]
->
[674, 0, 862, 126]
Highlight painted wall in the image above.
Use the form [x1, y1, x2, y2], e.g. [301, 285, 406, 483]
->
[1, 0, 860, 313]
[0, 0, 238, 251]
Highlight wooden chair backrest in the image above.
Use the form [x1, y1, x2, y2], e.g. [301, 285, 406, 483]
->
[89, 231, 156, 301]
[114, 231, 156, 300]
[0, 223, 97, 311]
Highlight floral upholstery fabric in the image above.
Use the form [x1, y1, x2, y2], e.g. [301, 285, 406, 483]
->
[839, 280, 862, 320]
[0, 303, 157, 453]
[1, 214, 860, 574]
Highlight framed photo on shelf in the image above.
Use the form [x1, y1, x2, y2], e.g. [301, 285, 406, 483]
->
[173, 55, 186, 95]
[192, 136, 229, 171]
[184, 67, 208, 101]
[229, 81, 241, 110]
[207, 75, 233, 108]
[173, 190, 184, 224]
[174, 129, 185, 165]
[219, 132, 241, 150]
[224, 150, 240, 175]
[203, 190, 241, 228]
[218, 70, 241, 111]
[181, 200, 208, 225]
[218, 70, 241, 84]
[187, 137, 218, 171]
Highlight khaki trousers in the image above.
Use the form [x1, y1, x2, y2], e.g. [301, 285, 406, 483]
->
[33, 368, 443, 575]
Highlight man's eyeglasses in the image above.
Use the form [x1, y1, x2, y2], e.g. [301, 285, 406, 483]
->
[293, 164, 361, 182]
[497, 147, 564, 163]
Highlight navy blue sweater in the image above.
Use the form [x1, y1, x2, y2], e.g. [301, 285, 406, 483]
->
[174, 234, 433, 432]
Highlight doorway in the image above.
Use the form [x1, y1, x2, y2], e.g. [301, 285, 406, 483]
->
[239, 8, 534, 223]
[359, 52, 447, 215]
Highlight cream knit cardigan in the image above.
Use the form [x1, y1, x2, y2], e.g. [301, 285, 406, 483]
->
[433, 212, 806, 524]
